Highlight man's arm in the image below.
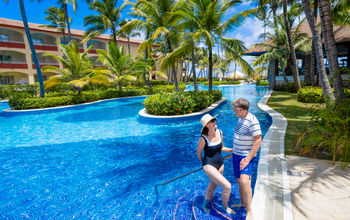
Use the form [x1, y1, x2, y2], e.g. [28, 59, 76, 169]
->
[240, 135, 262, 170]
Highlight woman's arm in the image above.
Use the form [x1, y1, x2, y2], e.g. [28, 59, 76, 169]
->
[220, 130, 233, 153]
[197, 137, 205, 163]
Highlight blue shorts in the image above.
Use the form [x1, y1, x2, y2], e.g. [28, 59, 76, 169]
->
[232, 153, 255, 178]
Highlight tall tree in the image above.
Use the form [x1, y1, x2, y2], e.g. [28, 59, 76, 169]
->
[41, 6, 68, 43]
[84, 0, 125, 45]
[282, 0, 301, 90]
[177, 0, 253, 93]
[10, 0, 45, 97]
[319, 0, 344, 101]
[58, 0, 77, 43]
[118, 19, 141, 54]
[302, 0, 335, 103]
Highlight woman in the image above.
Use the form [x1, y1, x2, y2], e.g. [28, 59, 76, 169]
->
[197, 114, 235, 214]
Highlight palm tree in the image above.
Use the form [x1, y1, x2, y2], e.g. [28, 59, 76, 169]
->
[42, 41, 110, 94]
[302, 0, 335, 103]
[41, 6, 68, 44]
[118, 19, 141, 54]
[319, 0, 345, 101]
[97, 42, 166, 91]
[58, 0, 77, 43]
[7, 0, 45, 97]
[282, 0, 301, 90]
[331, 0, 350, 26]
[84, 0, 125, 45]
[254, 7, 312, 83]
[174, 0, 253, 93]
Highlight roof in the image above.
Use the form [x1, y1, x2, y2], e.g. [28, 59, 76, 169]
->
[0, 17, 143, 44]
[245, 18, 350, 56]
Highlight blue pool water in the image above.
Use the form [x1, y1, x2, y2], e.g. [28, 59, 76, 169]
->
[0, 84, 271, 219]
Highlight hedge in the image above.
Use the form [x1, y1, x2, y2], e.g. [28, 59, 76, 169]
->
[256, 80, 269, 86]
[143, 90, 222, 115]
[8, 85, 186, 110]
[0, 85, 37, 99]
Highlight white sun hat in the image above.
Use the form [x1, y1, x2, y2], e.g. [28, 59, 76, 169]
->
[200, 113, 217, 132]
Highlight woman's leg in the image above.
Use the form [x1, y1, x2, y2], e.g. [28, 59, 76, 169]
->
[203, 164, 231, 208]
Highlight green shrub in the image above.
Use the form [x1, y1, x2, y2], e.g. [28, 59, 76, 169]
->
[296, 99, 350, 162]
[256, 80, 269, 86]
[0, 85, 37, 99]
[285, 82, 298, 93]
[9, 96, 72, 110]
[202, 80, 241, 86]
[297, 87, 324, 103]
[144, 90, 222, 115]
[150, 85, 186, 94]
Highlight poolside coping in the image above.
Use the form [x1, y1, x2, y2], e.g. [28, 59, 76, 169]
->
[138, 98, 227, 122]
[253, 90, 293, 220]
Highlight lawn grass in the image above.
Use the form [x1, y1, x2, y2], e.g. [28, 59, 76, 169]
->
[267, 91, 321, 155]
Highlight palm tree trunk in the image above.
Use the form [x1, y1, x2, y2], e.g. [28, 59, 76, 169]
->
[208, 46, 213, 93]
[62, 30, 66, 44]
[112, 26, 118, 46]
[167, 38, 179, 91]
[303, 0, 335, 103]
[127, 37, 131, 54]
[64, 3, 71, 42]
[19, 0, 45, 98]
[191, 47, 198, 92]
[311, 0, 318, 86]
[283, 0, 301, 90]
[279, 59, 288, 83]
[143, 30, 151, 89]
[319, 0, 344, 101]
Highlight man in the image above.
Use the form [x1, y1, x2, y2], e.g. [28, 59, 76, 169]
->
[232, 98, 262, 220]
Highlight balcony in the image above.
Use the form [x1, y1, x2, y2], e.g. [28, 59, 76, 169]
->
[33, 43, 58, 51]
[0, 61, 28, 69]
[0, 40, 25, 49]
[32, 62, 59, 69]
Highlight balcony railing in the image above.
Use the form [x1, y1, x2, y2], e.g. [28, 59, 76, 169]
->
[0, 61, 28, 69]
[32, 62, 59, 68]
[33, 43, 58, 51]
[0, 40, 25, 49]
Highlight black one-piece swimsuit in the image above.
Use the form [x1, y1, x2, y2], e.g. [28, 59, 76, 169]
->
[202, 130, 224, 170]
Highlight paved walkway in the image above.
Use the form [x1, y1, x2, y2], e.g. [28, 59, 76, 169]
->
[252, 91, 350, 220]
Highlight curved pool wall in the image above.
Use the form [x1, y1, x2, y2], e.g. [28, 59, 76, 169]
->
[0, 84, 271, 219]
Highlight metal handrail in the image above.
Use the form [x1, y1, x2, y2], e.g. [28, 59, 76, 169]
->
[154, 154, 232, 204]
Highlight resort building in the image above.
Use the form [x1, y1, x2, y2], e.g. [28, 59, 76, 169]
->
[0, 17, 181, 85]
[245, 18, 350, 88]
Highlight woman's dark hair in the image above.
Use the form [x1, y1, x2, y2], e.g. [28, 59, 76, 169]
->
[202, 127, 209, 135]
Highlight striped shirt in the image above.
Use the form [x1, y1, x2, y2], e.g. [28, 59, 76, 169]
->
[233, 112, 261, 156]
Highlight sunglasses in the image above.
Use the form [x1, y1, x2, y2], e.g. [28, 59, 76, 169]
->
[209, 118, 216, 123]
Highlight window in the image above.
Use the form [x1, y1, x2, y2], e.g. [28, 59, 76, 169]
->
[0, 55, 11, 63]
[34, 75, 47, 82]
[0, 76, 14, 85]
[33, 38, 43, 45]
[0, 34, 8, 42]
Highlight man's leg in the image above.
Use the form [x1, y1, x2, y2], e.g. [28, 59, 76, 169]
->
[238, 174, 252, 219]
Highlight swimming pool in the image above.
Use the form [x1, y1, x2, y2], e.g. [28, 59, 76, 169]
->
[0, 84, 271, 219]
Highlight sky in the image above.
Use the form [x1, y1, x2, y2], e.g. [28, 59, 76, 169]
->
[0, 0, 270, 76]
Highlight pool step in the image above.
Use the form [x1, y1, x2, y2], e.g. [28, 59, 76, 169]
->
[142, 190, 241, 220]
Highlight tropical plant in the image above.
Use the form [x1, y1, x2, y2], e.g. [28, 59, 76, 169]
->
[296, 100, 350, 163]
[171, 0, 254, 93]
[84, 0, 125, 45]
[42, 41, 110, 94]
[97, 42, 167, 92]
[41, 6, 68, 43]
[118, 19, 141, 54]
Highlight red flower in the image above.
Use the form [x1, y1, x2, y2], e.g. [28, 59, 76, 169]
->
[176, 108, 178, 111]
